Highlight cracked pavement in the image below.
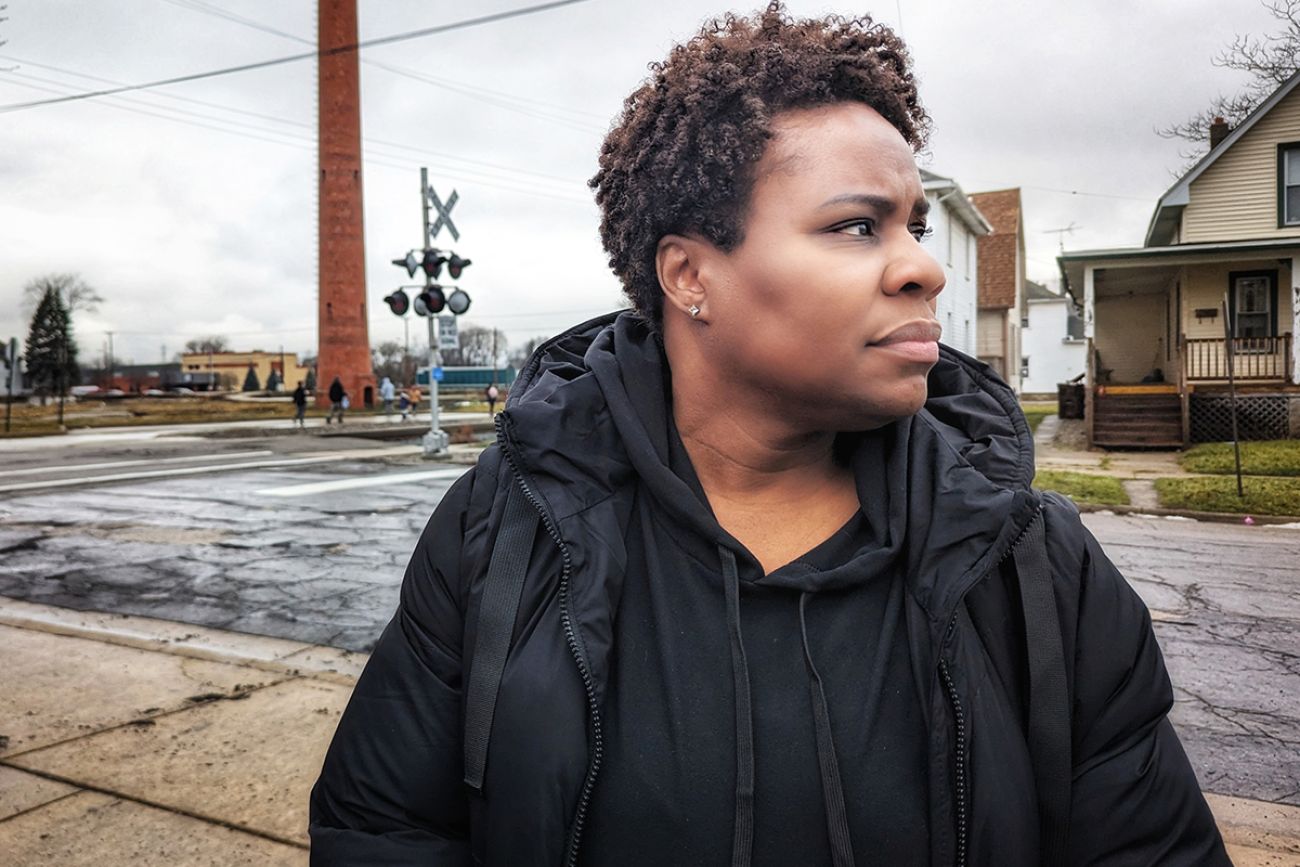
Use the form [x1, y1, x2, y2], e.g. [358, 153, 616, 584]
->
[1083, 512, 1300, 806]
[1, 447, 1297, 808]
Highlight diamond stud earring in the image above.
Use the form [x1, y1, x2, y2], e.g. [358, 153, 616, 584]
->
[688, 305, 700, 318]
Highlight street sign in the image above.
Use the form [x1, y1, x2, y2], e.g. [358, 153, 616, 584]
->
[433, 366, 445, 382]
[438, 315, 459, 351]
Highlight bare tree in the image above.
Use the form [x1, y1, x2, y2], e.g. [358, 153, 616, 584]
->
[372, 340, 419, 385]
[508, 335, 549, 368]
[21, 273, 103, 316]
[441, 325, 508, 367]
[1160, 0, 1300, 154]
[184, 335, 230, 354]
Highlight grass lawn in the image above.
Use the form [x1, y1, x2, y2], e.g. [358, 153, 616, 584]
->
[1033, 470, 1130, 506]
[1155, 476, 1300, 517]
[1180, 440, 1300, 476]
[1, 397, 306, 436]
[1021, 405, 1054, 434]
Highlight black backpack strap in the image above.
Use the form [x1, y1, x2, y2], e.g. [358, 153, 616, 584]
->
[463, 479, 539, 791]
[1012, 508, 1072, 865]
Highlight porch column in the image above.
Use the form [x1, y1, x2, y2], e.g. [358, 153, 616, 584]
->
[1083, 266, 1096, 341]
[1292, 257, 1300, 384]
[1084, 265, 1096, 448]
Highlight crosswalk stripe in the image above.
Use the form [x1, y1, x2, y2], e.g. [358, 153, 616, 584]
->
[256, 468, 467, 497]
[0, 450, 273, 478]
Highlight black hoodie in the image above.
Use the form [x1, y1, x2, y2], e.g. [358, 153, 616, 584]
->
[310, 311, 1228, 866]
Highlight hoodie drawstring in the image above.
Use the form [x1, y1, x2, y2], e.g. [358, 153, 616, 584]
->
[799, 592, 857, 867]
[719, 548, 857, 867]
[720, 546, 755, 867]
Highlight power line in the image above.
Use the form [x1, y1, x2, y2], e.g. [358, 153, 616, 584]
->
[1, 62, 590, 190]
[157, 0, 609, 129]
[0, 70, 594, 205]
[1024, 185, 1152, 203]
[0, 0, 594, 114]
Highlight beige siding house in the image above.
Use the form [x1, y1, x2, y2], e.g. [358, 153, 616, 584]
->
[1060, 72, 1300, 447]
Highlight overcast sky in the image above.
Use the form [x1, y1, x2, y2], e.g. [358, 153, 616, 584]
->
[0, 0, 1279, 367]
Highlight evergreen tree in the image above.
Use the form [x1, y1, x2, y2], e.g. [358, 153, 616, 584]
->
[266, 368, 281, 391]
[24, 285, 79, 403]
[305, 367, 317, 392]
[242, 363, 261, 392]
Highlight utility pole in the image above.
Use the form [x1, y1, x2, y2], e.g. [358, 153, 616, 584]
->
[106, 330, 115, 390]
[3, 337, 16, 434]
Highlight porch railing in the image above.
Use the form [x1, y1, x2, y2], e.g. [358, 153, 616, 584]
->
[1183, 334, 1292, 382]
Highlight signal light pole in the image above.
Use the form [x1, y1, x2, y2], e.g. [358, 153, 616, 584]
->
[385, 168, 473, 457]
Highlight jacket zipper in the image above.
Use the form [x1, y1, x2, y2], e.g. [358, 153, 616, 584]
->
[938, 502, 1043, 867]
[939, 616, 968, 867]
[495, 415, 603, 867]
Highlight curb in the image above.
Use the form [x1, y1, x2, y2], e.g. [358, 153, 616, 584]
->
[1074, 502, 1300, 526]
[0, 598, 367, 685]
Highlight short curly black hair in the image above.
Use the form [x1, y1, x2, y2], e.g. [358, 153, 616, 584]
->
[589, 2, 929, 330]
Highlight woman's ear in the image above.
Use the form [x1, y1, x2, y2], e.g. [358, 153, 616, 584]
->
[656, 234, 713, 322]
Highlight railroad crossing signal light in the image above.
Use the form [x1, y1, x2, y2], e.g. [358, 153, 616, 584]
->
[383, 290, 409, 316]
[446, 288, 472, 315]
[447, 253, 472, 280]
[421, 248, 447, 279]
[418, 285, 447, 315]
[392, 250, 420, 278]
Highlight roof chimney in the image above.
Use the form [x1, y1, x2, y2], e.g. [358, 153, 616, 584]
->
[1209, 116, 1230, 149]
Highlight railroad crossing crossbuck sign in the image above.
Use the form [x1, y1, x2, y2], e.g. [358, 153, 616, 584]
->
[426, 187, 460, 242]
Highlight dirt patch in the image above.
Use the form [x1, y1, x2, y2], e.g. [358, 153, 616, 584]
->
[1052, 418, 1089, 451]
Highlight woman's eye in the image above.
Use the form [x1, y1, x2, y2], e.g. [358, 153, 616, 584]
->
[911, 224, 934, 242]
[836, 220, 875, 237]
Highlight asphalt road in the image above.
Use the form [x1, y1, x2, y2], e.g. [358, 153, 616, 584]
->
[1, 430, 1297, 806]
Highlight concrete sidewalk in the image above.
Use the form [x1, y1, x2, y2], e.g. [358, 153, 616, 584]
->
[2, 598, 1298, 865]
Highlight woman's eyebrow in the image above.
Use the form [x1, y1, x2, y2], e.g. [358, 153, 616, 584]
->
[816, 193, 931, 219]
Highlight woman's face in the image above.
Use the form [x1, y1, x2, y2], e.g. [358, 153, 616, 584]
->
[699, 101, 946, 431]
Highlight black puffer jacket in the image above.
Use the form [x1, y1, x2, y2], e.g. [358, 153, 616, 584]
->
[310, 312, 1227, 866]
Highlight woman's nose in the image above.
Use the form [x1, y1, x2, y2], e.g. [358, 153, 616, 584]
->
[884, 237, 946, 302]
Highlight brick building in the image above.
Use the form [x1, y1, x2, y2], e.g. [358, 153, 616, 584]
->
[969, 188, 1026, 392]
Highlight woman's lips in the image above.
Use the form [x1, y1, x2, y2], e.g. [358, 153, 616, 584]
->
[872, 339, 940, 363]
[870, 320, 942, 364]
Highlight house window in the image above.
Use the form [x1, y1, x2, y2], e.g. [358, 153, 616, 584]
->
[1280, 143, 1300, 225]
[1021, 356, 1030, 379]
[946, 213, 955, 266]
[1229, 270, 1277, 346]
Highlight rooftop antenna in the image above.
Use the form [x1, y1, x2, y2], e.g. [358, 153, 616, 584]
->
[1043, 222, 1080, 252]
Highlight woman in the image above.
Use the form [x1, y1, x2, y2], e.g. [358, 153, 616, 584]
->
[310, 5, 1227, 865]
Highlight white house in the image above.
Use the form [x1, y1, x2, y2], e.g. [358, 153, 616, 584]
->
[921, 169, 992, 359]
[1021, 280, 1086, 395]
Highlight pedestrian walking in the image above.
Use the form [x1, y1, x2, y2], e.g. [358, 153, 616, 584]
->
[312, 6, 1229, 864]
[379, 377, 395, 417]
[291, 381, 307, 430]
[485, 383, 499, 416]
[397, 391, 411, 422]
[327, 376, 345, 424]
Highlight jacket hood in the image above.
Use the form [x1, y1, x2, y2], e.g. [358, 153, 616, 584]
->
[500, 310, 1038, 620]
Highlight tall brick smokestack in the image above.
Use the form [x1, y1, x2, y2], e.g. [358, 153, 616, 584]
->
[316, 0, 375, 408]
